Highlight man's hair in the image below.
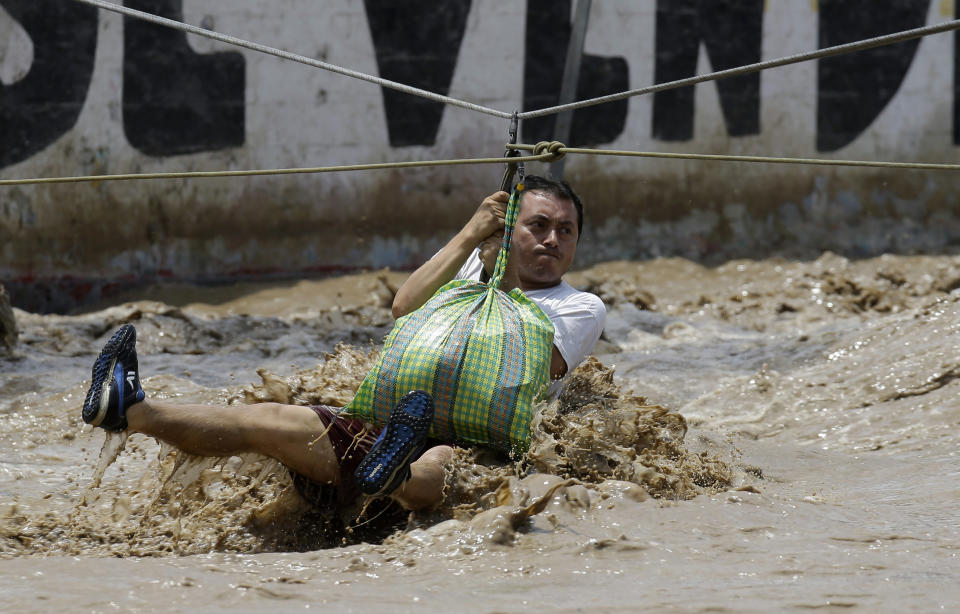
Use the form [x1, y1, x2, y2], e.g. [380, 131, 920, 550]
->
[519, 174, 584, 237]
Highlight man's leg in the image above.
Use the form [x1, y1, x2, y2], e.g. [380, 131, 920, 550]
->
[391, 444, 453, 511]
[127, 399, 450, 510]
[83, 324, 449, 511]
[125, 400, 340, 486]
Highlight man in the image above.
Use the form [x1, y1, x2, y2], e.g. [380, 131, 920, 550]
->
[81, 175, 606, 514]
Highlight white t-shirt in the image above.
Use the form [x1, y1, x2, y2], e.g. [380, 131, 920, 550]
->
[453, 249, 607, 397]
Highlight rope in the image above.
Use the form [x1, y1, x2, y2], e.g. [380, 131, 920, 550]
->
[6, 140, 956, 186]
[519, 18, 960, 120]
[11, 4, 959, 187]
[70, 0, 960, 124]
[70, 0, 512, 120]
[512, 142, 960, 171]
[0, 152, 558, 187]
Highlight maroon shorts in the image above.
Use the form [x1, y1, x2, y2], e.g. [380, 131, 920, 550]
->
[288, 405, 382, 510]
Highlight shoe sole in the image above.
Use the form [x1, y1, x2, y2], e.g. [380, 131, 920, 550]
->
[82, 325, 135, 427]
[359, 424, 422, 496]
[355, 392, 433, 496]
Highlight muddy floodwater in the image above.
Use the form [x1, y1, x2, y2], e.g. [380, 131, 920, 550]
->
[2, 253, 959, 612]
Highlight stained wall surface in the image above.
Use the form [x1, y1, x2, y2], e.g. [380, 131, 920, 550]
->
[2, 0, 960, 311]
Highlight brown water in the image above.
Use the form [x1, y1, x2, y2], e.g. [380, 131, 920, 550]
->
[2, 255, 959, 612]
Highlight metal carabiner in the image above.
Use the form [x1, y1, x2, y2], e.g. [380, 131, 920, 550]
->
[500, 111, 523, 193]
[481, 112, 523, 284]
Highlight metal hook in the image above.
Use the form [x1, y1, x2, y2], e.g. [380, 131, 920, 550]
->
[500, 110, 522, 193]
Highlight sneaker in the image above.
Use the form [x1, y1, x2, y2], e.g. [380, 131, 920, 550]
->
[81, 324, 145, 431]
[354, 390, 434, 497]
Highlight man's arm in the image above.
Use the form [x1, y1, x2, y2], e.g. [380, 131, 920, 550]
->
[545, 292, 607, 384]
[550, 347, 568, 381]
[392, 191, 510, 318]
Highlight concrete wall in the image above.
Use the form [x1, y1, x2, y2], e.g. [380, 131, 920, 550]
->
[3, 0, 960, 311]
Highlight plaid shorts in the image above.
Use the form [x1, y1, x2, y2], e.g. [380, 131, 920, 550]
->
[288, 405, 380, 510]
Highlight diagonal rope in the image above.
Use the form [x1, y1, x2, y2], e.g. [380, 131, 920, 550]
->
[510, 142, 960, 171]
[70, 0, 960, 125]
[519, 18, 960, 120]
[0, 152, 554, 186]
[13, 2, 957, 188]
[70, 0, 512, 120]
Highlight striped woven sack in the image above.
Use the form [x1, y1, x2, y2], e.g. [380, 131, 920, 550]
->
[343, 185, 554, 454]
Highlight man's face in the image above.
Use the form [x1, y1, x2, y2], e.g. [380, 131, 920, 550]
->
[511, 189, 579, 290]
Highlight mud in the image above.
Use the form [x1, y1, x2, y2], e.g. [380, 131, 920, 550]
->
[2, 254, 959, 612]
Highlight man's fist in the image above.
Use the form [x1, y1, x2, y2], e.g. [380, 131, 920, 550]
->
[463, 191, 509, 244]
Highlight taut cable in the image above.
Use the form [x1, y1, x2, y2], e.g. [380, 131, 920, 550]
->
[69, 0, 960, 123]
[0, 152, 557, 186]
[519, 19, 960, 120]
[70, 0, 512, 120]
[510, 142, 960, 171]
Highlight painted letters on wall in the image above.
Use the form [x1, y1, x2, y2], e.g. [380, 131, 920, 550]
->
[652, 0, 762, 141]
[522, 0, 628, 145]
[2, 1, 960, 167]
[0, 1, 97, 168]
[364, 0, 471, 147]
[816, 0, 927, 151]
[123, 0, 245, 156]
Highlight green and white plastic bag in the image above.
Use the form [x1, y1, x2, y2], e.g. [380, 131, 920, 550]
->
[343, 185, 554, 454]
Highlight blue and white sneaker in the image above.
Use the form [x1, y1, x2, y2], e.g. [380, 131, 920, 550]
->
[81, 324, 145, 431]
[354, 390, 434, 496]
